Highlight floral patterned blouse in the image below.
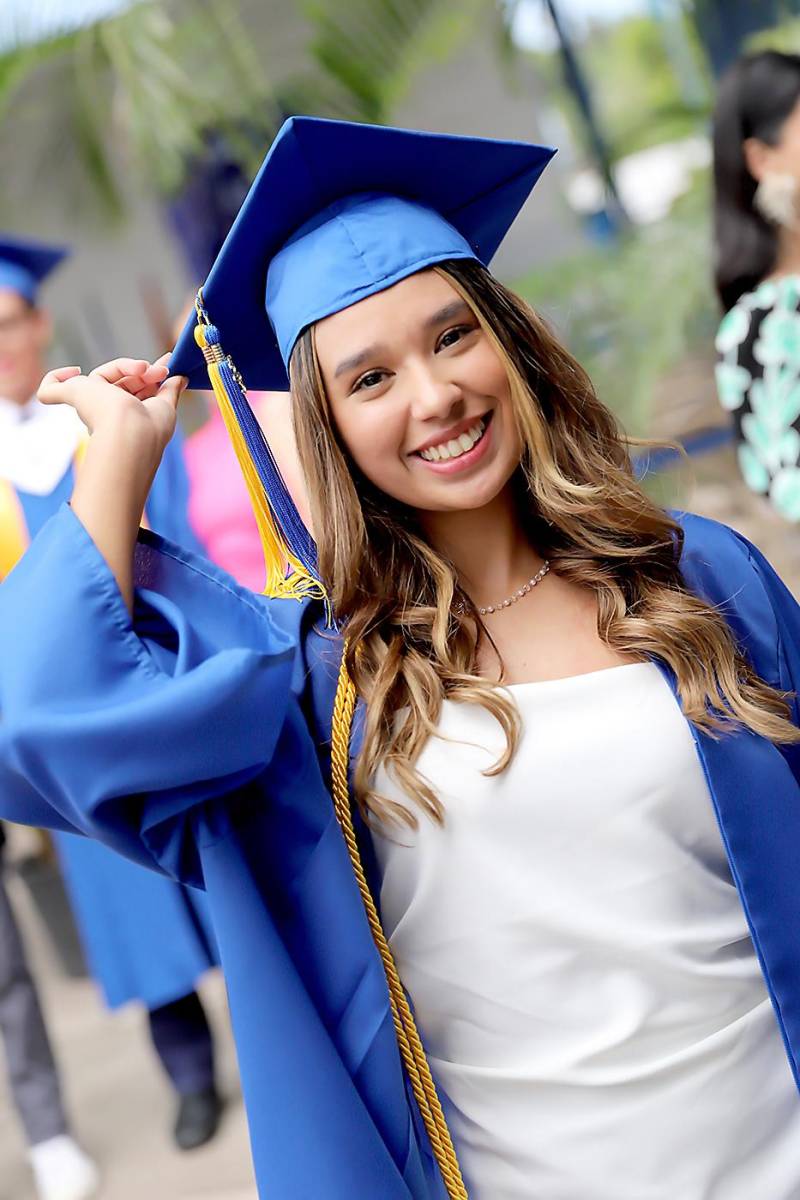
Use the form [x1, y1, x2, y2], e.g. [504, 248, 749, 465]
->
[715, 275, 800, 521]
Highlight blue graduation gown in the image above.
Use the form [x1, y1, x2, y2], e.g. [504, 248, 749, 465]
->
[0, 504, 799, 1198]
[4, 437, 219, 1009]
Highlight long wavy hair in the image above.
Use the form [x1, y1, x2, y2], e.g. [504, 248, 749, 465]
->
[289, 259, 799, 827]
[713, 50, 800, 311]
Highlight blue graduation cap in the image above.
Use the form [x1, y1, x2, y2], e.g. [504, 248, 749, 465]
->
[169, 116, 555, 602]
[0, 235, 68, 304]
[172, 117, 554, 391]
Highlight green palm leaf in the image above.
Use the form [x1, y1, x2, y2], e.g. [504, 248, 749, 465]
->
[292, 0, 496, 122]
[0, 0, 506, 223]
[0, 0, 279, 222]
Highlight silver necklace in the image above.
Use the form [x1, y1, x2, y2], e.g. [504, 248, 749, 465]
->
[478, 561, 550, 616]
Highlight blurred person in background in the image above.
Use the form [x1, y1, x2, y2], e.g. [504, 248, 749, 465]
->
[0, 820, 99, 1200]
[0, 238, 225, 1153]
[713, 50, 800, 524]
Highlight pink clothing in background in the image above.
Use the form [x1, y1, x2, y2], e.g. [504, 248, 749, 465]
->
[184, 395, 310, 593]
[185, 405, 265, 591]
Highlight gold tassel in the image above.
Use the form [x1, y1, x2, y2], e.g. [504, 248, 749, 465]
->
[193, 318, 326, 605]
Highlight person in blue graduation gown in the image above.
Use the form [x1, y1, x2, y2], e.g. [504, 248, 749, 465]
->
[0, 237, 224, 1151]
[1, 121, 800, 1199]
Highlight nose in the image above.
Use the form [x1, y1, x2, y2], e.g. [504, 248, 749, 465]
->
[407, 361, 464, 423]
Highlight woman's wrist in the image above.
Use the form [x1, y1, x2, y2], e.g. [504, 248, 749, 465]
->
[89, 402, 166, 463]
[72, 414, 164, 610]
[36, 358, 184, 613]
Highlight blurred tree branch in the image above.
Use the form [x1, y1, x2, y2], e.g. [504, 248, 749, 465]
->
[289, 0, 489, 121]
[0, 1, 281, 222]
[0, 0, 507, 226]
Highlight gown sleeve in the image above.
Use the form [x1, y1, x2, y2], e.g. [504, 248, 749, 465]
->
[679, 512, 800, 779]
[735, 534, 800, 780]
[0, 503, 301, 885]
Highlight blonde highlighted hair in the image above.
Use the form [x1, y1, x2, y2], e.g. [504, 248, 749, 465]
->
[289, 260, 799, 826]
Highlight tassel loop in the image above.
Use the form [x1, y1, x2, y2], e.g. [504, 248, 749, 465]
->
[193, 298, 327, 611]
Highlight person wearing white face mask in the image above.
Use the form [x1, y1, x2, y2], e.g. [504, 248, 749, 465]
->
[713, 50, 800, 523]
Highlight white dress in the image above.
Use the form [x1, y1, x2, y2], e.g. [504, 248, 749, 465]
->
[372, 662, 800, 1199]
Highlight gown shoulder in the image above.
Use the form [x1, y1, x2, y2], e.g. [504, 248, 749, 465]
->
[0, 503, 340, 885]
[673, 508, 800, 725]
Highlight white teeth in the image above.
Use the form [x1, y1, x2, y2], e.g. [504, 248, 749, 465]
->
[419, 418, 485, 462]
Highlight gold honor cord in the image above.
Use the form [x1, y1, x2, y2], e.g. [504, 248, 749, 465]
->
[0, 479, 28, 581]
[0, 438, 93, 581]
[331, 650, 469, 1199]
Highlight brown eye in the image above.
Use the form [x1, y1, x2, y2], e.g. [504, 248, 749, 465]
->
[437, 325, 471, 351]
[353, 370, 387, 392]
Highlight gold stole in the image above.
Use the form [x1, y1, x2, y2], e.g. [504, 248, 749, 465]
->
[0, 435, 89, 581]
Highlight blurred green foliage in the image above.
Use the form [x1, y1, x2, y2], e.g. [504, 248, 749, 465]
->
[282, 0, 491, 122]
[747, 15, 800, 53]
[586, 17, 710, 158]
[528, 13, 710, 163]
[0, 0, 504, 223]
[513, 169, 717, 438]
[0, 1, 283, 219]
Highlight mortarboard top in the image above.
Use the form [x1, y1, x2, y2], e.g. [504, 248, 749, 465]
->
[171, 116, 555, 392]
[0, 236, 68, 304]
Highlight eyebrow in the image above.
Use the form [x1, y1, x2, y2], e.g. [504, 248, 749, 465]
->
[423, 299, 471, 329]
[334, 343, 384, 379]
[333, 299, 472, 380]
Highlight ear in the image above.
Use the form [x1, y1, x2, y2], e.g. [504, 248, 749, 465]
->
[743, 136, 773, 182]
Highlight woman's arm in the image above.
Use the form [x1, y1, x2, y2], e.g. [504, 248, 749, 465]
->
[37, 357, 186, 610]
[0, 502, 299, 882]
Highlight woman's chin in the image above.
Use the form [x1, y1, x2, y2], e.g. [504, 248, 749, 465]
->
[407, 469, 515, 515]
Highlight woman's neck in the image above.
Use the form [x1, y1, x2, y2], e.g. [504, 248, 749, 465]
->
[770, 224, 800, 279]
[419, 486, 545, 610]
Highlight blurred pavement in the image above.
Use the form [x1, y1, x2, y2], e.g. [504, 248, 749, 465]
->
[0, 870, 257, 1200]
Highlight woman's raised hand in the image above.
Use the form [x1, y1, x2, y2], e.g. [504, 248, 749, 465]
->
[37, 354, 186, 455]
[41, 354, 190, 611]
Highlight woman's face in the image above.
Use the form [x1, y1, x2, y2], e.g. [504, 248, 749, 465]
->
[746, 96, 800, 182]
[313, 270, 522, 515]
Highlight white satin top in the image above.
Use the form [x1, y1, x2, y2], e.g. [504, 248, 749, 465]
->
[372, 662, 800, 1199]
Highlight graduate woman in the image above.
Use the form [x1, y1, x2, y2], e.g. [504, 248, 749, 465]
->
[2, 119, 800, 1200]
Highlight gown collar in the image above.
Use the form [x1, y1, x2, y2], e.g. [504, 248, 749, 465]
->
[0, 395, 84, 494]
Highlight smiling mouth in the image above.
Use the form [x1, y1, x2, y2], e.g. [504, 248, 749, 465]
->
[416, 412, 492, 462]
